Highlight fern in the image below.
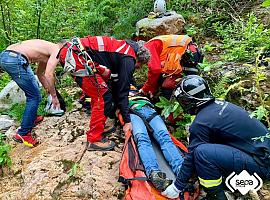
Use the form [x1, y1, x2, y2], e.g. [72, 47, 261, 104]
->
[213, 76, 230, 98]
[250, 106, 269, 121]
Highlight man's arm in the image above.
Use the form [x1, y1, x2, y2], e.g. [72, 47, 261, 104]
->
[174, 123, 211, 190]
[117, 56, 135, 133]
[38, 49, 60, 109]
[36, 61, 49, 90]
[141, 40, 163, 95]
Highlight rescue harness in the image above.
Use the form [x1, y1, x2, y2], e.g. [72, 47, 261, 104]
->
[62, 37, 109, 97]
[63, 37, 96, 77]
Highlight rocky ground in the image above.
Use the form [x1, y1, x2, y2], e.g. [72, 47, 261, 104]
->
[1, 92, 270, 200]
[0, 60, 270, 199]
[0, 102, 126, 200]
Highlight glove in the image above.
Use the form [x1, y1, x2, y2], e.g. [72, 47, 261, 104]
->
[161, 183, 181, 199]
[44, 95, 64, 116]
[123, 122, 132, 134]
[139, 89, 154, 99]
[139, 88, 146, 95]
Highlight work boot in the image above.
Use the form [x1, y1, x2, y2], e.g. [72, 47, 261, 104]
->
[205, 190, 227, 200]
[13, 133, 39, 147]
[149, 171, 170, 191]
[103, 118, 116, 135]
[86, 137, 115, 151]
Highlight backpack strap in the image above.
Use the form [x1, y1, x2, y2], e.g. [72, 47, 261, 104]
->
[126, 177, 148, 181]
[145, 112, 158, 123]
[66, 37, 96, 76]
[118, 176, 148, 184]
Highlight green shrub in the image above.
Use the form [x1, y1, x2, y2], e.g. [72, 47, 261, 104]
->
[0, 72, 11, 91]
[214, 13, 270, 61]
[0, 134, 12, 170]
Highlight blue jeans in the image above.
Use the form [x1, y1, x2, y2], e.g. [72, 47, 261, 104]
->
[130, 106, 184, 177]
[0, 50, 41, 135]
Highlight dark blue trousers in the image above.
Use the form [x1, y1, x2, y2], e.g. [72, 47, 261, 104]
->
[194, 144, 270, 191]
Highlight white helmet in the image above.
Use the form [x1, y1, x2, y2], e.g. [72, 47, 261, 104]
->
[154, 0, 166, 13]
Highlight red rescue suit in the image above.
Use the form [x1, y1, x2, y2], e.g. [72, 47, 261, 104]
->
[58, 36, 136, 143]
[142, 35, 192, 95]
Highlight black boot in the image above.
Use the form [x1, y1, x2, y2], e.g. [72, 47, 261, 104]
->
[149, 171, 172, 191]
[149, 171, 166, 191]
[206, 190, 227, 200]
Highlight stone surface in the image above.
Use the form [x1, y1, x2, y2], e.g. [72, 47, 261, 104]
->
[0, 76, 42, 109]
[136, 11, 186, 41]
[0, 115, 14, 131]
[0, 108, 125, 200]
[0, 81, 26, 109]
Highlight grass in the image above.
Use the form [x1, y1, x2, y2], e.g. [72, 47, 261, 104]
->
[0, 72, 11, 91]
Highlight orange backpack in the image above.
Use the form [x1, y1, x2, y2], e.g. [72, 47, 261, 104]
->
[149, 35, 192, 75]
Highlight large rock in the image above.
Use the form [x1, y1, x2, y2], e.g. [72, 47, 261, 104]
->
[136, 11, 186, 41]
[0, 76, 42, 109]
[0, 81, 26, 109]
[0, 115, 14, 131]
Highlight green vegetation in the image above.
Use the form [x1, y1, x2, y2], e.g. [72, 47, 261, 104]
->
[0, 72, 11, 91]
[156, 97, 192, 140]
[262, 0, 270, 7]
[0, 0, 269, 140]
[156, 97, 183, 119]
[0, 134, 12, 172]
[248, 50, 270, 127]
[214, 13, 270, 61]
[0, 0, 152, 50]
[1, 103, 25, 122]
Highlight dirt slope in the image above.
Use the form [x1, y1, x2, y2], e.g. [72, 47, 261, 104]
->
[0, 107, 125, 200]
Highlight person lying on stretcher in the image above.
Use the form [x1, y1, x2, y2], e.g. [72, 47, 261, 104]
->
[128, 86, 184, 192]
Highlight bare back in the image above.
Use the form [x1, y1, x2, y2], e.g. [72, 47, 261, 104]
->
[7, 39, 59, 70]
[6, 39, 62, 103]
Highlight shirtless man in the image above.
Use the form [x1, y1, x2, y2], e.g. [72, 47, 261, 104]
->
[0, 39, 62, 147]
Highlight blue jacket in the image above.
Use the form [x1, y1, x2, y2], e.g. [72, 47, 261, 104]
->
[174, 100, 270, 190]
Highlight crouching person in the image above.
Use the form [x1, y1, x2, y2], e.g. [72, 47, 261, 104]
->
[162, 75, 270, 200]
[0, 39, 62, 147]
[57, 36, 150, 151]
[128, 88, 184, 191]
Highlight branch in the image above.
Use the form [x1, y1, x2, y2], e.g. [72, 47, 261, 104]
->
[221, 0, 241, 22]
[36, 0, 42, 38]
[0, 3, 11, 43]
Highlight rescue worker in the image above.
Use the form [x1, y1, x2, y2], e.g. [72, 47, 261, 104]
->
[128, 86, 184, 191]
[57, 36, 150, 151]
[162, 75, 270, 199]
[139, 35, 203, 99]
[0, 39, 62, 147]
